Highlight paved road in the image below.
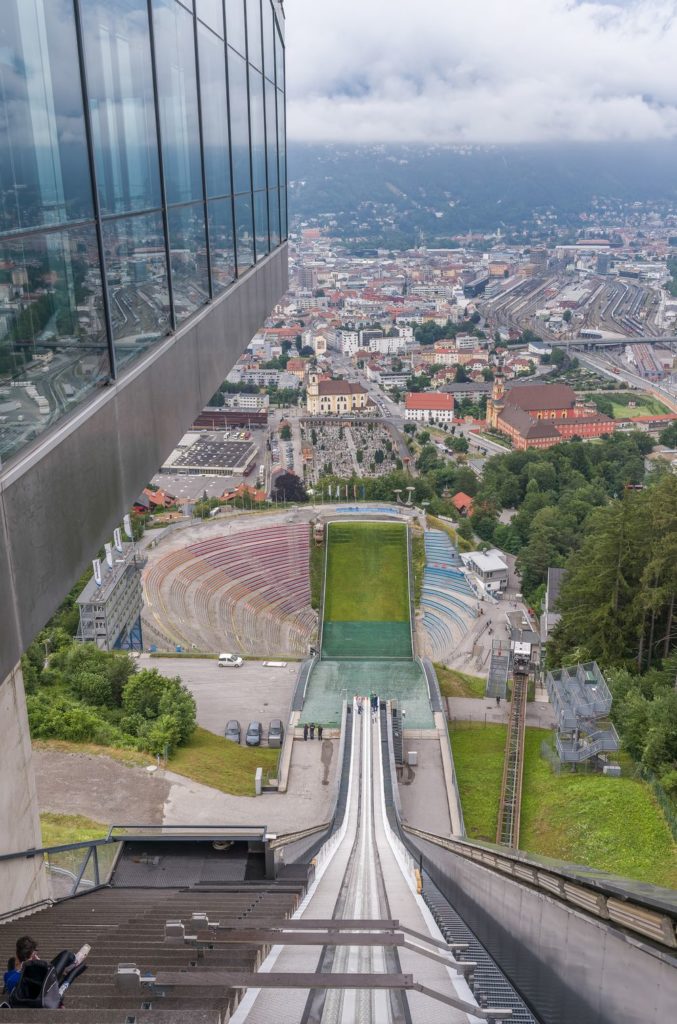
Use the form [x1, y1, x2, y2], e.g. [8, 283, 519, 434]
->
[138, 655, 299, 745]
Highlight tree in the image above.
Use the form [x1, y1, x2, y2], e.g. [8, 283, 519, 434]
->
[271, 472, 308, 503]
[209, 390, 225, 407]
[280, 424, 292, 441]
[356, 449, 364, 463]
[418, 430, 431, 444]
[300, 345, 315, 357]
[659, 422, 677, 448]
[454, 365, 470, 384]
[375, 450, 385, 464]
[563, 309, 573, 324]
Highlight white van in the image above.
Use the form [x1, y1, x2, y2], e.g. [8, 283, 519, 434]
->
[218, 652, 244, 668]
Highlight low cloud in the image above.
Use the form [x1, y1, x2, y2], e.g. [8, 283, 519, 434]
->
[285, 0, 677, 143]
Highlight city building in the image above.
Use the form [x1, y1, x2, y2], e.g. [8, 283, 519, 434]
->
[404, 391, 454, 423]
[487, 377, 614, 449]
[306, 372, 369, 415]
[76, 544, 146, 652]
[223, 393, 270, 411]
[0, 0, 288, 913]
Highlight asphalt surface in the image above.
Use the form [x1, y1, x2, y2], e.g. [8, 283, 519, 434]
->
[138, 654, 299, 745]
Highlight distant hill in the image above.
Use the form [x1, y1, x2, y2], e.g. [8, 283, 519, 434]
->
[287, 142, 677, 246]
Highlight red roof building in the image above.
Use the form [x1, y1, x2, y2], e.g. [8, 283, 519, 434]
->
[451, 492, 474, 516]
[404, 391, 455, 423]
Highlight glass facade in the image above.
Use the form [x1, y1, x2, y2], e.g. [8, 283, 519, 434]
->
[0, 0, 286, 467]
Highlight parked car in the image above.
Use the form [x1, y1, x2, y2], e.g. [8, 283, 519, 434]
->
[268, 719, 284, 748]
[245, 721, 263, 746]
[224, 720, 241, 743]
[218, 652, 243, 668]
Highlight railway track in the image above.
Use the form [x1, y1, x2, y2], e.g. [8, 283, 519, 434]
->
[495, 666, 529, 849]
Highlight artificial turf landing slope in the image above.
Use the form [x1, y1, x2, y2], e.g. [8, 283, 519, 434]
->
[322, 521, 411, 659]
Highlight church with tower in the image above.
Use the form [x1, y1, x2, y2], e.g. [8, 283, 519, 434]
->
[487, 373, 615, 449]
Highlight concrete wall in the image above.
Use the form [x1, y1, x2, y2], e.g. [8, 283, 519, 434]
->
[0, 245, 288, 682]
[0, 247, 287, 914]
[416, 836, 677, 1024]
[0, 664, 49, 916]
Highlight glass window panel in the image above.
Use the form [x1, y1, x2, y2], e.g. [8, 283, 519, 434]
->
[262, 1, 275, 83]
[226, 0, 247, 57]
[249, 70, 266, 192]
[234, 194, 253, 274]
[152, 0, 202, 204]
[277, 92, 286, 186]
[279, 183, 287, 240]
[0, 1, 93, 234]
[246, 0, 262, 71]
[253, 190, 268, 260]
[196, 0, 223, 36]
[208, 197, 235, 292]
[167, 203, 209, 323]
[274, 23, 284, 94]
[198, 25, 231, 198]
[268, 188, 280, 249]
[228, 50, 251, 194]
[0, 226, 108, 465]
[101, 212, 170, 368]
[80, 0, 161, 216]
[265, 80, 278, 189]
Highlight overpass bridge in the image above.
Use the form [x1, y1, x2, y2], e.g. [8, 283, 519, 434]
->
[570, 335, 677, 349]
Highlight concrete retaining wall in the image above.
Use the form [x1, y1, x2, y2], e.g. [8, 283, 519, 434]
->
[0, 664, 48, 916]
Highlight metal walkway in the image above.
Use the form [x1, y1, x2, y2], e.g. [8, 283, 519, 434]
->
[233, 707, 510, 1024]
[495, 668, 529, 848]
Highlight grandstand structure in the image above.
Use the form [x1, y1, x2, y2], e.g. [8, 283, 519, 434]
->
[546, 661, 620, 764]
[143, 520, 316, 656]
[2, 515, 676, 1024]
[420, 530, 478, 661]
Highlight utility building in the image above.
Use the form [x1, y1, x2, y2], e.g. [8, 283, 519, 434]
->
[76, 546, 146, 652]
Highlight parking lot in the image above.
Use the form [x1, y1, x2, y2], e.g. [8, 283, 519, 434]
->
[138, 655, 299, 746]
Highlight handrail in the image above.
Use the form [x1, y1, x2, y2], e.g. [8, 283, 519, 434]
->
[401, 824, 677, 949]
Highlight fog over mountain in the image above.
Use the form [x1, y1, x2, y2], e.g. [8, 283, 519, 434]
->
[288, 141, 677, 243]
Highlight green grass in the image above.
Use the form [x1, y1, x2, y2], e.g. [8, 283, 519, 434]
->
[521, 730, 677, 888]
[310, 530, 325, 610]
[450, 723, 677, 887]
[435, 665, 486, 698]
[584, 391, 671, 419]
[324, 522, 409, 623]
[40, 813, 108, 848]
[168, 727, 280, 796]
[450, 723, 506, 842]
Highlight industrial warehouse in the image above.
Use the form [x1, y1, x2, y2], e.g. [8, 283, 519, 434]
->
[160, 432, 258, 476]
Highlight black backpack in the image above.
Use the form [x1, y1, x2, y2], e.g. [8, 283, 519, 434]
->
[8, 960, 61, 1009]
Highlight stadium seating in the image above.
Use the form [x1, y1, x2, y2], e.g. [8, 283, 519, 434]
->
[421, 530, 477, 660]
[142, 523, 316, 655]
[0, 881, 302, 1023]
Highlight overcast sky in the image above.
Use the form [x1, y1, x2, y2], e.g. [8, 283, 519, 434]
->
[284, 0, 677, 144]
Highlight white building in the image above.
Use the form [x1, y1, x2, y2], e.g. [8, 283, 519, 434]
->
[404, 391, 455, 423]
[335, 329, 360, 356]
